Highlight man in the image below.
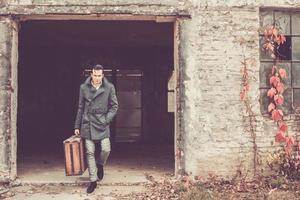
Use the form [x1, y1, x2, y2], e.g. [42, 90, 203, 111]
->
[74, 64, 118, 193]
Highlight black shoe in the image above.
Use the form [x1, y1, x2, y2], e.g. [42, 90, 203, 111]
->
[86, 181, 97, 194]
[97, 164, 104, 180]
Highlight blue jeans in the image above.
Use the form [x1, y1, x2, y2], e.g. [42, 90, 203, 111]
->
[85, 138, 111, 181]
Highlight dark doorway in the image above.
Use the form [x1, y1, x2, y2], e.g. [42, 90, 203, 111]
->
[17, 20, 174, 182]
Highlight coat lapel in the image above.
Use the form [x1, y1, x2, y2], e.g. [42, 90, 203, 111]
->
[84, 76, 108, 101]
[91, 77, 109, 100]
[92, 87, 105, 100]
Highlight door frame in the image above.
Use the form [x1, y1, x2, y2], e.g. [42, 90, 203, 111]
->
[13, 14, 185, 177]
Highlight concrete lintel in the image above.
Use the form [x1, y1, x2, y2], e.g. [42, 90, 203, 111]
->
[18, 14, 180, 22]
[0, 5, 190, 17]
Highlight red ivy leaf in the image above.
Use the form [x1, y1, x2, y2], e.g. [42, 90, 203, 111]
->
[267, 87, 277, 98]
[268, 26, 274, 35]
[263, 42, 274, 51]
[240, 66, 246, 75]
[286, 136, 295, 147]
[278, 68, 287, 79]
[275, 131, 286, 143]
[268, 103, 276, 113]
[274, 94, 284, 106]
[271, 65, 277, 75]
[270, 76, 280, 87]
[244, 84, 249, 91]
[285, 145, 293, 156]
[272, 109, 283, 121]
[264, 26, 273, 37]
[278, 34, 286, 45]
[271, 53, 276, 59]
[240, 91, 245, 101]
[276, 82, 285, 94]
[263, 29, 267, 37]
[278, 121, 288, 132]
[272, 27, 278, 37]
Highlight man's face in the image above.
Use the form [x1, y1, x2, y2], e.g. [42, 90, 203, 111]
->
[91, 69, 104, 85]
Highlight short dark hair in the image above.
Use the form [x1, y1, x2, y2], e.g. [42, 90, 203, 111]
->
[92, 64, 104, 71]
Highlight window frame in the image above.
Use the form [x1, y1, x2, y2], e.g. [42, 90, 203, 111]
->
[260, 10, 300, 115]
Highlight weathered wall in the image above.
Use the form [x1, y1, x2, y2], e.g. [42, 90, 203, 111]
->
[181, 0, 300, 178]
[0, 0, 189, 15]
[1, 0, 300, 181]
[181, 6, 261, 177]
[0, 17, 18, 182]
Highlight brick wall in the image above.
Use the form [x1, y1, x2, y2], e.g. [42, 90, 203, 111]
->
[1, 0, 300, 181]
[181, 1, 300, 178]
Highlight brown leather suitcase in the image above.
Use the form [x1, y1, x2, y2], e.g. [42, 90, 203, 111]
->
[63, 135, 87, 176]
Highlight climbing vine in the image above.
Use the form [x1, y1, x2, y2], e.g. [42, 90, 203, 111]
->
[240, 39, 259, 176]
[240, 25, 300, 178]
[262, 25, 300, 179]
[261, 25, 294, 156]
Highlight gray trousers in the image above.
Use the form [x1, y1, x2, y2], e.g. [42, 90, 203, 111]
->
[85, 138, 111, 181]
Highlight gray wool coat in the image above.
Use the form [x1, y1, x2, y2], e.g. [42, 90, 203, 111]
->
[74, 76, 118, 140]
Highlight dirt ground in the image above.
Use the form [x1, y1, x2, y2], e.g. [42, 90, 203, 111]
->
[1, 176, 300, 200]
[0, 183, 147, 200]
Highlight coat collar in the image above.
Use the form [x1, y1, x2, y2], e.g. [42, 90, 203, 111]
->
[84, 76, 108, 100]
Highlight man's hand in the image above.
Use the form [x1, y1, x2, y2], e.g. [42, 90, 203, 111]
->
[74, 129, 80, 136]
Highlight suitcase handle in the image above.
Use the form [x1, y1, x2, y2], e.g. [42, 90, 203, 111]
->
[64, 135, 81, 143]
